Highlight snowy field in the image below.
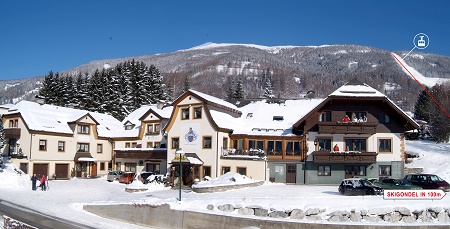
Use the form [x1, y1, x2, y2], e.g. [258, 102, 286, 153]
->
[0, 140, 449, 228]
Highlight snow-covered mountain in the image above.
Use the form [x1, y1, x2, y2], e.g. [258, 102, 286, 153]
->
[1, 43, 450, 112]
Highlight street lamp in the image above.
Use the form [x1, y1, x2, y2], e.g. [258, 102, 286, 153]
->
[174, 148, 184, 201]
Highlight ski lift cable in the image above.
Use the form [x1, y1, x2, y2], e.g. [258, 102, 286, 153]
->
[391, 53, 450, 119]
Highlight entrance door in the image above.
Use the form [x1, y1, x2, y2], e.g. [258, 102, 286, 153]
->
[91, 163, 97, 177]
[286, 164, 296, 183]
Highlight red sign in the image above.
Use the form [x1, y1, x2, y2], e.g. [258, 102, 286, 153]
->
[383, 190, 446, 200]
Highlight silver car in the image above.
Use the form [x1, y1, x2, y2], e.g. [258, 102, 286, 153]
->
[106, 171, 123, 182]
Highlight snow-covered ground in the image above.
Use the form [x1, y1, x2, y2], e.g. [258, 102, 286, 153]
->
[0, 140, 449, 228]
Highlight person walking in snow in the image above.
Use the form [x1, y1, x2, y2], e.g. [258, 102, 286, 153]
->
[31, 174, 38, 191]
[40, 175, 47, 191]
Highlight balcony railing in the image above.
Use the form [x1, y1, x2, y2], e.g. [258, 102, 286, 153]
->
[221, 148, 266, 158]
[312, 150, 377, 163]
[318, 121, 377, 134]
[4, 128, 21, 139]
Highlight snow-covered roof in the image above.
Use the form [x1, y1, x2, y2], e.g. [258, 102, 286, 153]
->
[113, 104, 173, 138]
[5, 101, 122, 137]
[188, 89, 239, 111]
[210, 99, 324, 136]
[329, 80, 385, 98]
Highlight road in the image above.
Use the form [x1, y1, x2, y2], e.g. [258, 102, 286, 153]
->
[0, 199, 94, 229]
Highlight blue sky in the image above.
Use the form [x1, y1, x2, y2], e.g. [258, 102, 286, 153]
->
[1, 0, 449, 80]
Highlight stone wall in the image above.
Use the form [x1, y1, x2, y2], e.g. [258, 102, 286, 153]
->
[84, 204, 450, 229]
[212, 204, 450, 224]
[3, 215, 37, 229]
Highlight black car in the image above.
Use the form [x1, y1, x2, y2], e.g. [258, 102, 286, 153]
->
[137, 172, 156, 184]
[404, 174, 450, 192]
[339, 178, 383, 196]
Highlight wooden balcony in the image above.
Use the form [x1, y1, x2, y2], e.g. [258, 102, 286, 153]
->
[318, 121, 377, 134]
[312, 150, 377, 164]
[115, 149, 167, 160]
[4, 128, 21, 139]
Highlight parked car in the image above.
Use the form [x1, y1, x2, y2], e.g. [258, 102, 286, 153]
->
[119, 172, 136, 184]
[372, 178, 422, 190]
[136, 172, 156, 184]
[338, 178, 383, 196]
[106, 171, 123, 182]
[404, 174, 450, 192]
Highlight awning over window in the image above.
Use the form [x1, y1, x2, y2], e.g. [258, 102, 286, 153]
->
[74, 152, 95, 162]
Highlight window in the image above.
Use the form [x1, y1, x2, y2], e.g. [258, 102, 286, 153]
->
[131, 142, 138, 148]
[125, 163, 137, 172]
[77, 143, 89, 152]
[318, 165, 331, 176]
[222, 166, 230, 175]
[154, 123, 160, 133]
[346, 165, 367, 176]
[286, 141, 301, 155]
[147, 124, 153, 134]
[147, 142, 153, 148]
[379, 165, 391, 176]
[116, 162, 121, 171]
[154, 142, 161, 148]
[194, 107, 202, 119]
[58, 141, 65, 152]
[39, 140, 47, 151]
[77, 125, 90, 134]
[223, 138, 228, 149]
[378, 139, 392, 153]
[318, 138, 332, 151]
[345, 138, 366, 151]
[237, 167, 247, 176]
[9, 119, 18, 128]
[267, 140, 282, 155]
[100, 162, 105, 171]
[378, 113, 391, 124]
[125, 124, 134, 130]
[320, 111, 332, 122]
[181, 108, 189, 120]
[203, 136, 212, 148]
[125, 142, 131, 148]
[248, 140, 256, 149]
[203, 166, 211, 178]
[172, 137, 179, 149]
[97, 144, 103, 153]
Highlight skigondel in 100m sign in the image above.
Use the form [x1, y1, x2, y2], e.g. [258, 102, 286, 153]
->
[383, 190, 446, 200]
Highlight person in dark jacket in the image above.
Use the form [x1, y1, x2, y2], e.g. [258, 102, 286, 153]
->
[31, 174, 38, 191]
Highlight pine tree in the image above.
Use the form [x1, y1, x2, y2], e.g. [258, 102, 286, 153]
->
[226, 76, 234, 99]
[234, 79, 244, 99]
[165, 83, 174, 102]
[182, 76, 191, 93]
[75, 73, 89, 109]
[0, 120, 5, 150]
[39, 71, 59, 105]
[262, 76, 274, 99]
[428, 83, 450, 143]
[414, 88, 432, 122]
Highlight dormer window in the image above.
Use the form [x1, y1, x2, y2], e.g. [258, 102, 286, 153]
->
[77, 125, 90, 134]
[194, 107, 202, 119]
[125, 124, 134, 130]
[181, 108, 190, 120]
[273, 116, 284, 121]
